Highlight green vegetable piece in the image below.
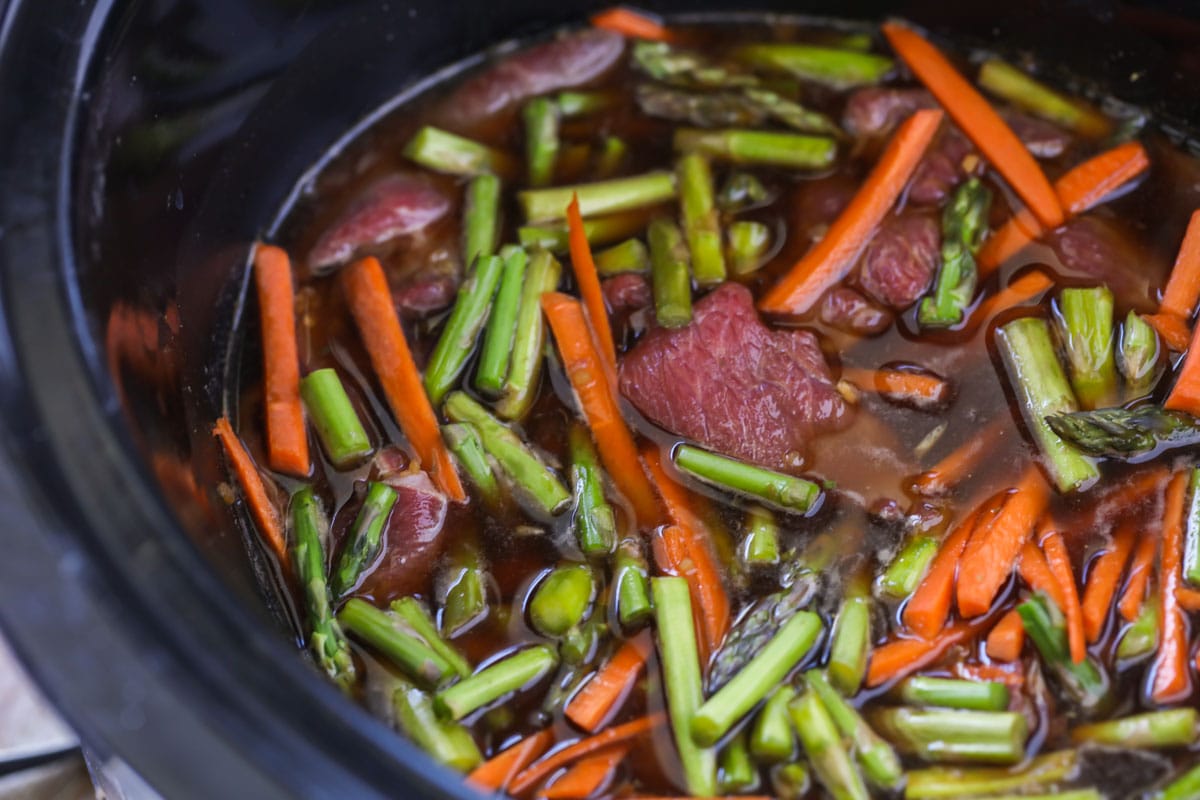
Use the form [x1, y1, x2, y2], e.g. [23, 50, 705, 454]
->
[977, 59, 1111, 138]
[423, 254, 505, 406]
[463, 173, 501, 267]
[555, 90, 618, 118]
[789, 689, 870, 800]
[827, 592, 870, 694]
[1071, 708, 1197, 749]
[727, 220, 771, 275]
[896, 676, 1010, 711]
[329, 481, 398, 599]
[494, 249, 562, 420]
[529, 563, 596, 638]
[673, 443, 822, 514]
[1046, 405, 1200, 460]
[1117, 595, 1159, 660]
[735, 43, 894, 89]
[739, 506, 781, 568]
[718, 729, 759, 793]
[807, 670, 903, 791]
[434, 644, 558, 720]
[300, 369, 373, 468]
[523, 97, 560, 188]
[517, 212, 648, 254]
[437, 540, 489, 638]
[772, 762, 812, 800]
[441, 423, 501, 508]
[1056, 286, 1119, 410]
[393, 680, 482, 771]
[750, 685, 797, 763]
[648, 217, 693, 328]
[879, 534, 939, 599]
[1186, 466, 1200, 586]
[568, 426, 618, 557]
[1017, 593, 1111, 714]
[904, 749, 1079, 799]
[339, 597, 452, 688]
[404, 126, 514, 177]
[870, 707, 1029, 765]
[594, 238, 650, 276]
[390, 597, 472, 679]
[518, 171, 677, 223]
[1155, 762, 1200, 800]
[676, 152, 726, 285]
[475, 245, 527, 397]
[919, 178, 991, 327]
[613, 538, 653, 630]
[1119, 310, 1163, 401]
[674, 128, 837, 169]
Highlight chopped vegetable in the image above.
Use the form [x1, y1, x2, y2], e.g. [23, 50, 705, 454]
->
[1186, 466, 1200, 586]
[253, 244, 310, 476]
[673, 128, 837, 169]
[675, 152, 725, 285]
[1119, 311, 1164, 401]
[1150, 470, 1192, 704]
[508, 714, 664, 796]
[330, 481, 398, 599]
[718, 729, 757, 794]
[1144, 210, 1200, 351]
[1040, 527, 1086, 663]
[739, 506, 780, 569]
[866, 620, 981, 688]
[789, 689, 870, 800]
[1080, 520, 1136, 642]
[404, 126, 516, 177]
[435, 644, 558, 720]
[591, 7, 673, 41]
[807, 670, 903, 791]
[726, 220, 771, 275]
[391, 597, 471, 679]
[519, 171, 677, 222]
[750, 685, 797, 763]
[1016, 593, 1110, 714]
[565, 636, 651, 732]
[903, 501, 992, 637]
[647, 217, 694, 327]
[977, 59, 1112, 137]
[393, 680, 483, 771]
[463, 173, 501, 266]
[1117, 595, 1159, 660]
[594, 238, 650, 276]
[1120, 530, 1158, 622]
[518, 211, 649, 253]
[523, 98, 560, 188]
[569, 426, 618, 557]
[904, 749, 1079, 799]
[424, 253, 505, 406]
[735, 42, 894, 89]
[870, 707, 1028, 764]
[495, 249, 561, 420]
[986, 608, 1026, 662]
[1046, 405, 1200, 458]
[895, 676, 1010, 711]
[567, 194, 619, 372]
[212, 417, 286, 561]
[880, 533, 939, 598]
[613, 537, 653, 628]
[529, 564, 596, 637]
[466, 729, 554, 792]
[1056, 286, 1118, 410]
[441, 423, 500, 508]
[540, 744, 630, 799]
[300, 368, 371, 469]
[475, 245, 527, 396]
[919, 178, 991, 327]
[1071, 708, 1197, 748]
[437, 540, 489, 637]
[672, 443, 822, 514]
[339, 598, 455, 688]
[827, 587, 871, 694]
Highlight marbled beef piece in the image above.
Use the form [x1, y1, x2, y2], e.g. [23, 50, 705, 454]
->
[819, 287, 893, 335]
[909, 125, 975, 206]
[1043, 215, 1160, 302]
[602, 273, 653, 315]
[619, 283, 849, 471]
[842, 87, 937, 138]
[792, 174, 858, 239]
[351, 468, 449, 601]
[856, 212, 941, 309]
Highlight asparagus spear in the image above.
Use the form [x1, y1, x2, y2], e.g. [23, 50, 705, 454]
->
[518, 171, 677, 223]
[1117, 594, 1159, 660]
[613, 537, 653, 629]
[594, 135, 628, 179]
[977, 59, 1111, 138]
[436, 540, 489, 637]
[904, 749, 1079, 799]
[636, 84, 766, 129]
[289, 487, 357, 690]
[807, 670, 904, 791]
[742, 87, 842, 135]
[870, 707, 1029, 764]
[423, 254, 505, 406]
[719, 729, 759, 793]
[1155, 763, 1200, 800]
[444, 391, 570, 516]
[568, 426, 618, 557]
[393, 680, 482, 771]
[390, 597, 471, 679]
[434, 644, 558, 720]
[528, 563, 596, 637]
[1017, 593, 1111, 714]
[1055, 286, 1119, 409]
[919, 178, 992, 327]
[652, 576, 718, 796]
[474, 246, 527, 396]
[717, 172, 769, 212]
[895, 676, 1011, 711]
[995, 317, 1100, 492]
[300, 369, 372, 468]
[632, 40, 758, 89]
[518, 211, 648, 253]
[560, 612, 606, 666]
[789, 689, 870, 800]
[735, 43, 894, 89]
[339, 597, 452, 688]
[648, 217, 693, 328]
[441, 424, 501, 508]
[772, 763, 812, 800]
[495, 249, 561, 420]
[739, 506, 781, 569]
[727, 220, 771, 276]
[879, 533, 939, 599]
[1046, 405, 1200, 458]
[555, 90, 619, 118]
[674, 128, 837, 170]
[329, 481, 397, 599]
[594, 238, 650, 276]
[673, 443, 822, 514]
[404, 126, 515, 177]
[522, 98, 560, 188]
[541, 662, 589, 717]
[1072, 709, 1197, 749]
[827, 580, 871, 694]
[751, 685, 797, 763]
[676, 152, 726, 285]
[462, 173, 500, 268]
[1119, 311, 1164, 401]
[1186, 466, 1200, 586]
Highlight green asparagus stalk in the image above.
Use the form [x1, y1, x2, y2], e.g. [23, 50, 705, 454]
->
[904, 748, 1080, 799]
[1155, 763, 1200, 800]
[1017, 593, 1111, 713]
[391, 597, 472, 679]
[870, 707, 1028, 764]
[434, 644, 558, 720]
[568, 426, 617, 557]
[1117, 593, 1159, 659]
[692, 610, 823, 746]
[437, 540, 489, 637]
[594, 238, 650, 276]
[1055, 286, 1119, 409]
[393, 680, 482, 771]
[727, 220, 771, 276]
[441, 423, 501, 508]
[300, 369, 372, 468]
[560, 612, 606, 666]
[339, 597, 452, 688]
[807, 670, 903, 791]
[739, 506, 781, 569]
[827, 583, 871, 694]
[673, 444, 822, 514]
[919, 178, 992, 327]
[404, 126, 516, 177]
[674, 128, 837, 170]
[743, 87, 842, 135]
[1186, 466, 1200, 586]
[613, 538, 653, 629]
[474, 246, 526, 397]
[636, 84, 772, 130]
[555, 90, 619, 118]
[735, 43, 894, 89]
[542, 662, 589, 717]
[444, 391, 570, 516]
[652, 576, 718, 796]
[789, 689, 870, 800]
[977, 59, 1112, 138]
[1119, 311, 1163, 401]
[594, 135, 628, 179]
[423, 254, 505, 406]
[518, 211, 648, 254]
[494, 249, 561, 420]
[895, 676, 1010, 711]
[632, 41, 759, 89]
[1071, 708, 1197, 748]
[648, 217, 693, 327]
[529, 563, 596, 637]
[1046, 405, 1200, 459]
[995, 317, 1100, 492]
[463, 173, 501, 268]
[879, 533, 939, 599]
[676, 152, 726, 285]
[772, 762, 812, 800]
[329, 481, 397, 599]
[523, 98, 560, 188]
[519, 171, 677, 223]
[750, 685, 797, 763]
[289, 487, 356, 690]
[717, 172, 769, 212]
[719, 729, 759, 793]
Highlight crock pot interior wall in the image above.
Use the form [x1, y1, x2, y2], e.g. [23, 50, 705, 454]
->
[1, 0, 1197, 797]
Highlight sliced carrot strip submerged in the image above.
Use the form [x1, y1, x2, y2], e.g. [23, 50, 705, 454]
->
[591, 7, 673, 41]
[866, 620, 981, 688]
[468, 729, 555, 792]
[986, 608, 1025, 662]
[212, 417, 286, 562]
[1145, 209, 1200, 351]
[253, 244, 310, 477]
[968, 271, 1054, 327]
[1120, 531, 1158, 622]
[913, 417, 1007, 495]
[539, 743, 631, 799]
[340, 257, 465, 501]
[1176, 585, 1200, 612]
[903, 501, 992, 638]
[758, 108, 943, 316]
[567, 195, 619, 376]
[1041, 528, 1086, 664]
[883, 22, 1063, 229]
[1081, 521, 1137, 642]
[1164, 317, 1200, 417]
[565, 636, 652, 733]
[508, 714, 664, 796]
[841, 367, 949, 407]
[1019, 539, 1066, 610]
[1150, 470, 1192, 704]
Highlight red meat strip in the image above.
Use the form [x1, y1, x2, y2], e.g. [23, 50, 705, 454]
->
[856, 212, 941, 309]
[603, 273, 652, 315]
[1043, 216, 1160, 302]
[819, 287, 893, 335]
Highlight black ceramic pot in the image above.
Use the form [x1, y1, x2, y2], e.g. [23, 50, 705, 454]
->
[0, 1, 1196, 797]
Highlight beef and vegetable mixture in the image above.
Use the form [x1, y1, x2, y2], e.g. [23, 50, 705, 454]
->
[213, 9, 1200, 798]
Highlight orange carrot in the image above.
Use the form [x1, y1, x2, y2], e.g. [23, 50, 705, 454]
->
[567, 195, 618, 376]
[1081, 521, 1137, 642]
[340, 257, 465, 501]
[912, 417, 1007, 495]
[212, 417, 287, 562]
[1145, 209, 1200, 352]
[958, 469, 1050, 618]
[508, 714, 664, 796]
[1041, 528, 1086, 664]
[1119, 531, 1158, 622]
[866, 620, 982, 688]
[985, 609, 1026, 662]
[468, 729, 556, 792]
[541, 292, 662, 527]
[882, 23, 1062, 229]
[841, 367, 950, 408]
[590, 7, 673, 41]
[1164, 319, 1200, 417]
[967, 271, 1054, 327]
[538, 744, 630, 799]
[1018, 539, 1066, 610]
[565, 636, 652, 733]
[903, 501, 994, 638]
[253, 244, 310, 477]
[758, 108, 943, 316]
[1150, 470, 1192, 704]
[1176, 585, 1200, 612]
[978, 142, 1149, 275]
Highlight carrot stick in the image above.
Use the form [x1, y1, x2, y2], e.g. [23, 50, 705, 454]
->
[1041, 528, 1086, 664]
[978, 142, 1150, 276]
[252, 244, 310, 477]
[912, 416, 1007, 495]
[903, 500, 995, 638]
[508, 714, 664, 796]
[212, 417, 286, 562]
[1018, 539, 1066, 610]
[340, 257, 465, 501]
[565, 636, 652, 733]
[985, 609, 1025, 662]
[957, 468, 1050, 618]
[538, 744, 631, 799]
[865, 620, 982, 688]
[468, 729, 555, 792]
[882, 23, 1063, 229]
[567, 195, 618, 376]
[758, 108, 943, 316]
[841, 367, 950, 408]
[1176, 585, 1200, 612]
[1145, 210, 1200, 352]
[1081, 521, 1137, 642]
[1150, 470, 1192, 704]
[590, 7, 673, 41]
[967, 270, 1054, 327]
[1164, 320, 1200, 417]
[541, 292, 662, 527]
[1119, 531, 1158, 622]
